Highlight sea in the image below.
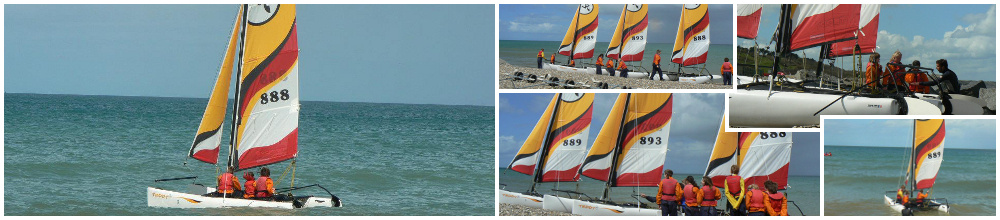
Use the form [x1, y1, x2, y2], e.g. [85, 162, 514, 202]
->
[499, 168, 821, 216]
[824, 145, 996, 216]
[3, 93, 495, 216]
[499, 40, 735, 75]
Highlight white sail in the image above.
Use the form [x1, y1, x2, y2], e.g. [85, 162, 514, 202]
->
[739, 132, 793, 189]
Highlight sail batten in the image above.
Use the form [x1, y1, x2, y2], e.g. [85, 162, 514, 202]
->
[606, 4, 648, 62]
[190, 6, 243, 164]
[558, 4, 599, 59]
[671, 4, 710, 66]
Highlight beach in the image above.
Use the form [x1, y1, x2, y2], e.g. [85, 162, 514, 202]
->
[499, 59, 732, 89]
[499, 203, 578, 216]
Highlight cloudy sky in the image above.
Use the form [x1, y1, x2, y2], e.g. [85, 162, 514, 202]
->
[738, 4, 996, 81]
[499, 93, 821, 176]
[825, 119, 996, 149]
[500, 4, 734, 44]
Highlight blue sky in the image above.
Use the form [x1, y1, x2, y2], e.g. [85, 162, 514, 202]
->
[499, 93, 821, 176]
[738, 4, 996, 81]
[4, 5, 495, 106]
[825, 119, 996, 149]
[499, 4, 734, 44]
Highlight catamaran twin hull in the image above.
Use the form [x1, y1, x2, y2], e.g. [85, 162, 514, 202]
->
[572, 200, 660, 216]
[147, 187, 337, 209]
[882, 195, 949, 214]
[498, 189, 544, 209]
[542, 63, 651, 79]
[729, 90, 903, 127]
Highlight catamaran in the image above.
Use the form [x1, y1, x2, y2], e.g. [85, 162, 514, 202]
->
[604, 4, 651, 79]
[147, 4, 342, 209]
[672, 4, 718, 84]
[543, 4, 600, 74]
[883, 119, 949, 215]
[499, 93, 594, 211]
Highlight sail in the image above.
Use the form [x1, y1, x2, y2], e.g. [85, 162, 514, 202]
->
[912, 119, 945, 190]
[612, 94, 673, 187]
[508, 96, 558, 175]
[606, 4, 648, 61]
[581, 93, 627, 181]
[232, 4, 300, 170]
[828, 4, 879, 58]
[704, 115, 738, 188]
[537, 93, 594, 182]
[558, 4, 599, 59]
[190, 6, 243, 164]
[739, 132, 793, 190]
[787, 4, 861, 52]
[736, 4, 762, 39]
[671, 4, 710, 66]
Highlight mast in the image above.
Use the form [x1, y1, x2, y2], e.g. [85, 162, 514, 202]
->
[530, 94, 563, 193]
[569, 5, 581, 64]
[602, 93, 631, 200]
[909, 120, 917, 197]
[227, 4, 249, 169]
[618, 6, 628, 66]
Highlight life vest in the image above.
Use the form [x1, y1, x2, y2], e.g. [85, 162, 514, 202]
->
[726, 175, 742, 194]
[597, 57, 603, 65]
[538, 51, 544, 58]
[244, 180, 256, 198]
[618, 61, 627, 70]
[568, 60, 575, 67]
[606, 59, 614, 68]
[767, 192, 785, 214]
[683, 184, 698, 206]
[721, 62, 733, 73]
[865, 63, 882, 87]
[255, 176, 273, 198]
[550, 54, 555, 64]
[217, 173, 235, 193]
[748, 189, 766, 211]
[700, 186, 718, 207]
[883, 62, 906, 86]
[916, 192, 927, 203]
[660, 178, 679, 201]
[653, 54, 661, 65]
[896, 189, 903, 202]
[917, 72, 930, 93]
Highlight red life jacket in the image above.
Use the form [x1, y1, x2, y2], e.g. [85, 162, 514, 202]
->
[748, 189, 766, 209]
[255, 176, 273, 198]
[660, 178, 678, 201]
[217, 173, 235, 192]
[700, 186, 717, 207]
[683, 184, 697, 206]
[244, 180, 256, 198]
[768, 192, 785, 213]
[726, 175, 742, 194]
[537, 51, 543, 58]
[722, 62, 733, 72]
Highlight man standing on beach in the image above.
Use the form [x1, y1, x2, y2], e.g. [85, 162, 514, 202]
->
[537, 48, 544, 69]
[721, 58, 733, 85]
[912, 59, 960, 94]
[596, 54, 604, 75]
[651, 50, 663, 80]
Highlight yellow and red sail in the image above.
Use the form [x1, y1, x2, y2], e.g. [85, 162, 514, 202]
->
[912, 119, 945, 190]
[558, 4, 599, 59]
[509, 94, 594, 183]
[704, 115, 738, 187]
[736, 4, 762, 39]
[671, 4, 710, 66]
[606, 4, 648, 62]
[189, 6, 243, 164]
[581, 93, 673, 187]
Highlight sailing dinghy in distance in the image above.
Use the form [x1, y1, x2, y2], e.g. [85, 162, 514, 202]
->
[500, 93, 594, 211]
[883, 119, 949, 215]
[148, 4, 342, 209]
[543, 4, 599, 74]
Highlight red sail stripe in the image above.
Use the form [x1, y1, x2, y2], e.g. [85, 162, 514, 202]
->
[681, 53, 707, 66]
[619, 101, 673, 150]
[192, 147, 220, 164]
[828, 14, 879, 57]
[541, 164, 583, 182]
[511, 164, 536, 176]
[788, 5, 860, 51]
[743, 163, 790, 190]
[238, 129, 299, 170]
[240, 25, 300, 116]
[616, 165, 663, 187]
[573, 48, 595, 59]
[546, 106, 594, 150]
[581, 168, 611, 182]
[736, 7, 762, 39]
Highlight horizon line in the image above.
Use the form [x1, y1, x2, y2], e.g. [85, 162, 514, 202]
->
[4, 92, 495, 107]
[825, 144, 995, 151]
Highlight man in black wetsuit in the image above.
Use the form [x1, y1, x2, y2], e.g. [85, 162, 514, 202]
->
[911, 59, 959, 94]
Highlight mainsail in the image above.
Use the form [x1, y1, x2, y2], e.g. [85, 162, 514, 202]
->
[581, 93, 673, 188]
[912, 119, 945, 190]
[785, 4, 861, 52]
[507, 94, 595, 183]
[190, 6, 243, 164]
[828, 4, 880, 57]
[558, 4, 599, 59]
[230, 4, 301, 170]
[704, 116, 739, 187]
[736, 4, 762, 39]
[739, 132, 793, 190]
[671, 4, 710, 66]
[606, 4, 648, 62]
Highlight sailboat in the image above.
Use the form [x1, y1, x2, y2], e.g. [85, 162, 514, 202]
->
[542, 4, 600, 74]
[883, 119, 949, 215]
[572, 93, 672, 216]
[671, 4, 718, 84]
[704, 115, 799, 215]
[499, 93, 595, 211]
[147, 4, 342, 209]
[604, 4, 651, 79]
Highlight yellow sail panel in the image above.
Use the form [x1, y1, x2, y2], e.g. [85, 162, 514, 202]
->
[234, 4, 300, 170]
[671, 4, 710, 66]
[913, 119, 945, 189]
[737, 132, 759, 166]
[606, 4, 648, 61]
[538, 93, 594, 182]
[558, 4, 599, 59]
[580, 93, 627, 181]
[190, 6, 242, 164]
[705, 115, 738, 187]
[508, 95, 558, 175]
[614, 93, 672, 187]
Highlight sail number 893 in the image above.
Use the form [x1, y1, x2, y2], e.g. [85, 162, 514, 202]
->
[639, 137, 662, 145]
[759, 132, 786, 139]
[260, 89, 290, 104]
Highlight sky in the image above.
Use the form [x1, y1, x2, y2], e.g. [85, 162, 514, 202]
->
[825, 119, 996, 149]
[4, 4, 495, 106]
[498, 93, 821, 176]
[499, 4, 734, 44]
[738, 4, 996, 81]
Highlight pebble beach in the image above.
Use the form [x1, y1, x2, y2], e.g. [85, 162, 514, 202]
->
[499, 203, 579, 216]
[498, 59, 733, 90]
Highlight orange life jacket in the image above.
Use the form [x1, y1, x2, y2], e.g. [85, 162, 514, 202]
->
[683, 184, 698, 206]
[700, 186, 718, 207]
[569, 60, 575, 66]
[550, 54, 555, 64]
[722, 62, 733, 73]
[654, 54, 661, 65]
[255, 176, 273, 198]
[537, 51, 543, 58]
[726, 175, 742, 194]
[597, 57, 603, 65]
[884, 62, 906, 85]
[217, 173, 235, 193]
[916, 192, 927, 203]
[606, 59, 614, 68]
[767, 192, 785, 214]
[865, 63, 882, 88]
[748, 189, 766, 212]
[618, 61, 627, 70]
[660, 178, 679, 201]
[243, 180, 256, 198]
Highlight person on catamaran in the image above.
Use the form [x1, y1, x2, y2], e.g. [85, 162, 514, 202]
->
[596, 54, 604, 75]
[914, 189, 928, 208]
[651, 50, 664, 80]
[243, 172, 256, 199]
[255, 167, 276, 200]
[745, 184, 767, 216]
[617, 58, 629, 78]
[211, 167, 243, 198]
[895, 185, 906, 204]
[911, 59, 960, 95]
[606, 56, 617, 77]
[883, 51, 908, 91]
[724, 165, 747, 216]
[763, 180, 788, 216]
[905, 60, 930, 93]
[537, 49, 545, 69]
[568, 59, 576, 67]
[700, 177, 720, 216]
[865, 53, 883, 91]
[655, 169, 682, 216]
[550, 53, 556, 65]
[681, 176, 702, 216]
[721, 57, 733, 85]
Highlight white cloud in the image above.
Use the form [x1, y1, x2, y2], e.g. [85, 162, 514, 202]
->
[875, 5, 996, 81]
[498, 135, 520, 157]
[507, 21, 557, 33]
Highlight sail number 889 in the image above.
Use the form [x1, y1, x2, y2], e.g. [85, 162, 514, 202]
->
[562, 139, 583, 146]
[759, 132, 786, 139]
[260, 89, 290, 104]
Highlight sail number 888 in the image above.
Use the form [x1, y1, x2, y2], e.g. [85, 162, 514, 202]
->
[759, 132, 786, 139]
[260, 89, 290, 104]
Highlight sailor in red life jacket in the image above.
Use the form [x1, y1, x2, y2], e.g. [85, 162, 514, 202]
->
[255, 167, 276, 200]
[724, 165, 746, 215]
[700, 177, 721, 216]
[654, 169, 682, 216]
[763, 180, 788, 216]
[681, 176, 703, 216]
[895, 185, 906, 204]
[745, 184, 767, 216]
[242, 172, 256, 199]
[213, 167, 243, 198]
[721, 57, 733, 85]
[537, 49, 545, 68]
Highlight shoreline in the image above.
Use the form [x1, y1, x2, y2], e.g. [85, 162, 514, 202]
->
[499, 59, 733, 89]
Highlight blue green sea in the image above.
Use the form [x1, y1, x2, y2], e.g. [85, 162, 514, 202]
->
[824, 145, 996, 216]
[4, 93, 494, 216]
[500, 40, 735, 75]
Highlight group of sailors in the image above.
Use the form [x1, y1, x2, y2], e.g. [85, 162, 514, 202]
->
[895, 185, 930, 209]
[644, 165, 789, 216]
[209, 166, 277, 200]
[537, 49, 734, 83]
[864, 51, 960, 94]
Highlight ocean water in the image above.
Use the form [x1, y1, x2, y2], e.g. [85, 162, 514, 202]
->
[824, 145, 996, 216]
[4, 93, 494, 216]
[500, 40, 735, 75]
[499, 169, 820, 216]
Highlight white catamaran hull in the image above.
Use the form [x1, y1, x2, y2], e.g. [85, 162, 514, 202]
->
[542, 63, 596, 74]
[679, 75, 721, 84]
[729, 90, 903, 127]
[542, 194, 579, 213]
[498, 189, 544, 209]
[882, 195, 949, 214]
[913, 93, 987, 115]
[147, 187, 334, 209]
[572, 200, 660, 216]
